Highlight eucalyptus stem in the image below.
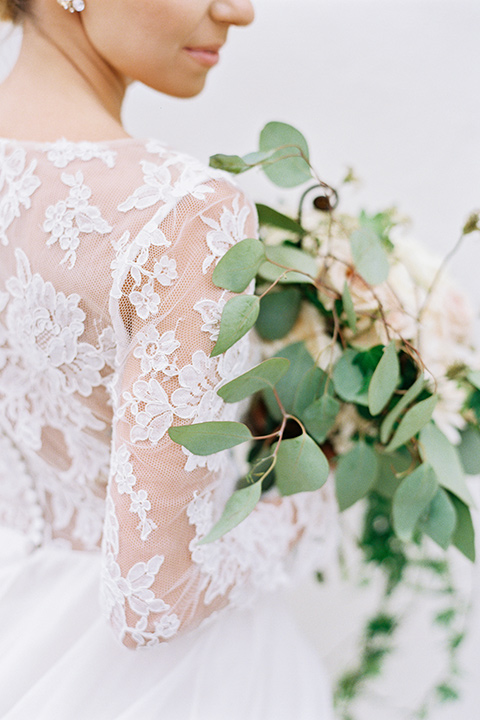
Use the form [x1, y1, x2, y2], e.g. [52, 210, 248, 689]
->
[418, 231, 467, 321]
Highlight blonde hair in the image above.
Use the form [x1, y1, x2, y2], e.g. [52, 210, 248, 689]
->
[0, 0, 30, 23]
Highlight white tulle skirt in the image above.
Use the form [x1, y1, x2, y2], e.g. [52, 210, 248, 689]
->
[0, 527, 334, 720]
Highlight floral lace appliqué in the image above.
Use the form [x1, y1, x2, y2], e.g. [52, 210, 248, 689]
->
[201, 194, 251, 274]
[111, 444, 157, 541]
[0, 142, 41, 246]
[43, 170, 113, 269]
[42, 138, 117, 169]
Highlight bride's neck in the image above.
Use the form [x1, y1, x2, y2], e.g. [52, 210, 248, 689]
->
[0, 20, 130, 142]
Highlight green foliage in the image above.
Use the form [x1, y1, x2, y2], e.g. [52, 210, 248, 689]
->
[450, 495, 476, 561]
[349, 227, 390, 285]
[436, 684, 460, 703]
[466, 387, 480, 424]
[258, 243, 318, 284]
[373, 449, 411, 499]
[293, 365, 330, 416]
[199, 481, 263, 545]
[380, 374, 425, 443]
[332, 349, 366, 404]
[384, 394, 438, 452]
[366, 613, 397, 639]
[420, 488, 457, 550]
[457, 425, 480, 475]
[262, 342, 316, 420]
[435, 608, 456, 627]
[255, 288, 302, 341]
[168, 421, 252, 455]
[209, 154, 249, 173]
[211, 295, 260, 356]
[335, 441, 379, 511]
[360, 492, 408, 590]
[256, 203, 306, 236]
[209, 123, 476, 719]
[335, 607, 396, 712]
[259, 121, 312, 187]
[462, 211, 480, 235]
[368, 341, 400, 415]
[359, 208, 398, 251]
[242, 150, 277, 165]
[467, 369, 480, 389]
[217, 358, 290, 403]
[419, 422, 474, 506]
[212, 238, 265, 293]
[303, 394, 340, 444]
[274, 434, 329, 495]
[392, 463, 438, 541]
[342, 282, 357, 333]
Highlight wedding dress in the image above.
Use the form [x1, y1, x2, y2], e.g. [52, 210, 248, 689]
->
[0, 136, 337, 719]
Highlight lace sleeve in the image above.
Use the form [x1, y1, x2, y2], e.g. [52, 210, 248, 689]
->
[102, 177, 336, 649]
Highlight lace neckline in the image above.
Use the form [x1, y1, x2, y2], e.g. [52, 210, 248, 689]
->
[0, 136, 148, 150]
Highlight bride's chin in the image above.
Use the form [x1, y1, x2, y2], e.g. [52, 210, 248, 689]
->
[158, 77, 209, 100]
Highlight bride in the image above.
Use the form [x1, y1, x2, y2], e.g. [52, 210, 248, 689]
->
[0, 1, 337, 718]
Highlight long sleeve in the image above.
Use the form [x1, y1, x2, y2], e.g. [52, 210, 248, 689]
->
[102, 173, 336, 649]
[0, 137, 336, 654]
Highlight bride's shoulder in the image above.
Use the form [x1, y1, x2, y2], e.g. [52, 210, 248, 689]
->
[110, 137, 250, 216]
[0, 135, 253, 233]
[121, 137, 239, 192]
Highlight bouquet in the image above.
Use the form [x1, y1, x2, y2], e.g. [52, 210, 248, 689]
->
[169, 122, 480, 716]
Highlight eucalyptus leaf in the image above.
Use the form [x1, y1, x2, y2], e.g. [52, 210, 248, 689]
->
[392, 464, 438, 542]
[451, 495, 476, 561]
[168, 421, 252, 455]
[368, 342, 400, 415]
[209, 154, 249, 174]
[458, 425, 480, 475]
[258, 244, 318, 285]
[198, 481, 262, 544]
[335, 441, 379, 511]
[217, 358, 290, 403]
[275, 434, 329, 495]
[380, 374, 425, 444]
[419, 422, 475, 507]
[332, 349, 365, 404]
[384, 394, 438, 452]
[467, 370, 480, 390]
[303, 395, 340, 444]
[245, 455, 276, 484]
[421, 488, 457, 550]
[256, 204, 306, 236]
[350, 227, 390, 285]
[293, 365, 329, 416]
[256, 288, 302, 341]
[374, 449, 411, 499]
[263, 342, 315, 420]
[211, 295, 260, 357]
[259, 121, 312, 188]
[342, 282, 357, 333]
[212, 238, 265, 293]
[242, 150, 276, 165]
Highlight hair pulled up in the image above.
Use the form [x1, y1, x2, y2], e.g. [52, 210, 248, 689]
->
[0, 0, 30, 23]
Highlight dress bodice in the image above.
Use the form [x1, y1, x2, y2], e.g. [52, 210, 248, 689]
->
[0, 137, 336, 648]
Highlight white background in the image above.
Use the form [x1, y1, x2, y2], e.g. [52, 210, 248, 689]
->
[1, 1, 480, 717]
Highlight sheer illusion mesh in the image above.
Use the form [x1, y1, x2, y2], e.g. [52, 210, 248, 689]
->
[0, 137, 337, 649]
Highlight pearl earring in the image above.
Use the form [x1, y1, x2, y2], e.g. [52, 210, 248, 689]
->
[57, 0, 85, 12]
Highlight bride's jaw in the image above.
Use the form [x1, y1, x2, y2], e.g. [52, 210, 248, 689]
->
[5, 0, 255, 127]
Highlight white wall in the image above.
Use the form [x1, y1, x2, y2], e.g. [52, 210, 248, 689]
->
[1, 2, 480, 717]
